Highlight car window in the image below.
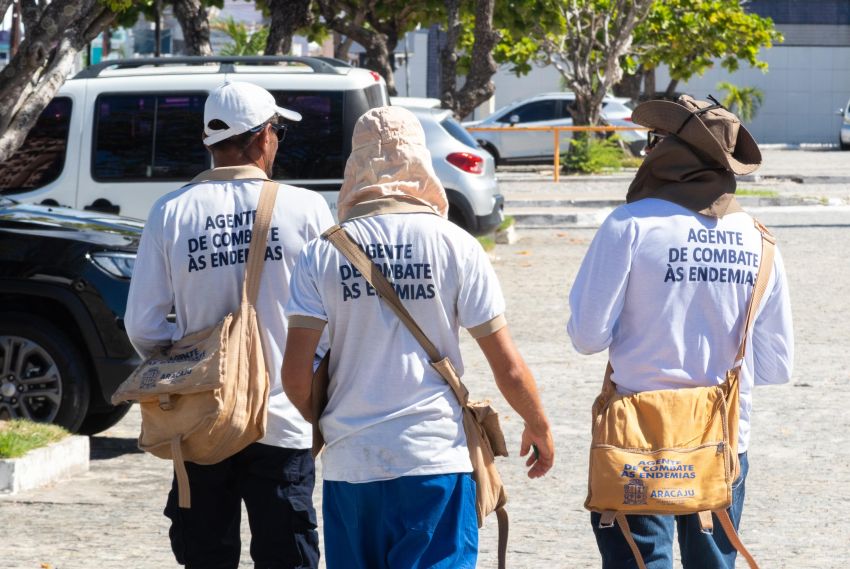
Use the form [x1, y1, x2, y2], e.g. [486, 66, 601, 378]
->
[270, 91, 344, 180]
[0, 97, 72, 195]
[439, 116, 478, 149]
[496, 100, 558, 123]
[92, 93, 209, 181]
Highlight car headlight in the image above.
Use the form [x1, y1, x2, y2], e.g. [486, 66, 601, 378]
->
[90, 252, 136, 279]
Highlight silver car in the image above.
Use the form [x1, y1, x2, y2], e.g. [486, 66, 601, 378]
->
[394, 101, 504, 235]
[463, 92, 645, 163]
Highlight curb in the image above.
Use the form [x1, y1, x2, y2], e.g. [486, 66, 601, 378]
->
[0, 435, 90, 495]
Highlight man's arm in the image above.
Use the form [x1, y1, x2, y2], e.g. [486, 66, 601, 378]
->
[282, 326, 323, 421]
[125, 209, 176, 357]
[753, 247, 794, 385]
[476, 325, 554, 479]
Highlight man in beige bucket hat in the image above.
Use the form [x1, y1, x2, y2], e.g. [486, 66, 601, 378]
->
[567, 95, 794, 568]
[282, 106, 554, 568]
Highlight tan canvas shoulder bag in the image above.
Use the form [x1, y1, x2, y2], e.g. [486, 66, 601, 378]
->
[112, 180, 278, 508]
[321, 224, 510, 569]
[585, 219, 775, 569]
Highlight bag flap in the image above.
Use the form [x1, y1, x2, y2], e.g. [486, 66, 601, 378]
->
[112, 316, 230, 403]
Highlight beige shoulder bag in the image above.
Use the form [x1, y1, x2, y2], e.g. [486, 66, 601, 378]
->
[321, 224, 510, 569]
[586, 219, 775, 569]
[112, 180, 278, 508]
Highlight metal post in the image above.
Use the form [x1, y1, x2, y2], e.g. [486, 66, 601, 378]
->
[154, 0, 162, 58]
[553, 129, 560, 183]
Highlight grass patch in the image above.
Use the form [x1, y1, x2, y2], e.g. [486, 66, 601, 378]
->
[497, 215, 515, 232]
[736, 188, 779, 197]
[0, 420, 69, 459]
[620, 155, 644, 168]
[477, 236, 496, 252]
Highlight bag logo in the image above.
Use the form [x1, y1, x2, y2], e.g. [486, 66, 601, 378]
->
[624, 478, 647, 505]
[140, 368, 160, 390]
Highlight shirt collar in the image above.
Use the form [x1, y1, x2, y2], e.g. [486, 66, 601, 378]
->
[190, 165, 271, 183]
[343, 196, 442, 220]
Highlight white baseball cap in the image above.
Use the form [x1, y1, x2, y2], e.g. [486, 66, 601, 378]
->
[203, 81, 302, 146]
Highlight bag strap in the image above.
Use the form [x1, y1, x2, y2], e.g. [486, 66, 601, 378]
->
[323, 222, 507, 569]
[242, 180, 279, 307]
[734, 219, 775, 365]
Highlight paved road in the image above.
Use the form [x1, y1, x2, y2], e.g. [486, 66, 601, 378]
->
[2, 166, 848, 568]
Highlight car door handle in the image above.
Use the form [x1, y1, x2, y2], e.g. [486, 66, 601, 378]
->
[84, 199, 120, 215]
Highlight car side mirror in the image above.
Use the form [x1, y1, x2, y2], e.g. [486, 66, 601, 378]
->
[509, 114, 520, 125]
[838, 109, 847, 116]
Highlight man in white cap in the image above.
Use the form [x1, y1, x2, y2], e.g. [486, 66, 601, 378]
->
[567, 95, 793, 568]
[126, 81, 333, 569]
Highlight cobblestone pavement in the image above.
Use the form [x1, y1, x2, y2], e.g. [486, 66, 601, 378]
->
[2, 154, 849, 568]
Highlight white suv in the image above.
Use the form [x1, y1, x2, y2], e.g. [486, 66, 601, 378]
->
[0, 56, 389, 219]
[463, 92, 644, 163]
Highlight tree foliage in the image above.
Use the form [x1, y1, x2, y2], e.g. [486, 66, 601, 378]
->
[313, 0, 436, 96]
[537, 0, 653, 127]
[633, 0, 783, 97]
[212, 16, 268, 55]
[716, 81, 764, 122]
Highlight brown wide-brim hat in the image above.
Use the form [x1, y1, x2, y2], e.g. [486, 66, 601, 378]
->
[632, 95, 762, 175]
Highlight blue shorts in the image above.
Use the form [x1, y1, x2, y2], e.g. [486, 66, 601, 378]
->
[323, 473, 478, 569]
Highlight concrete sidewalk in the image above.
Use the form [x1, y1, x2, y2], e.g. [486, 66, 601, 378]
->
[499, 148, 850, 229]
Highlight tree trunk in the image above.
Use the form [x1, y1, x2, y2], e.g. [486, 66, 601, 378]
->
[441, 0, 499, 120]
[613, 66, 642, 102]
[439, 0, 461, 111]
[664, 78, 679, 99]
[333, 31, 353, 61]
[264, 0, 311, 56]
[0, 0, 116, 163]
[643, 67, 656, 99]
[172, 0, 212, 56]
[362, 36, 396, 95]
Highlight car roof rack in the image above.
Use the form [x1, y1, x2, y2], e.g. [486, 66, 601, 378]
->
[73, 55, 344, 79]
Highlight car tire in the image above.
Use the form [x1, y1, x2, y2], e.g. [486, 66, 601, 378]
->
[479, 141, 501, 166]
[0, 313, 91, 432]
[78, 402, 133, 435]
[841, 140, 850, 151]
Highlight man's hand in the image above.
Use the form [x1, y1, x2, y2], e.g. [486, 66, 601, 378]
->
[476, 324, 555, 478]
[520, 423, 554, 478]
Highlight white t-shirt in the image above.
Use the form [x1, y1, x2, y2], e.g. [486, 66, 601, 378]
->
[125, 166, 335, 450]
[285, 200, 506, 482]
[567, 198, 794, 452]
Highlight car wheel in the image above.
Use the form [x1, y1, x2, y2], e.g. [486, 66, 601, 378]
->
[841, 140, 850, 151]
[78, 402, 133, 435]
[479, 141, 501, 166]
[0, 313, 90, 432]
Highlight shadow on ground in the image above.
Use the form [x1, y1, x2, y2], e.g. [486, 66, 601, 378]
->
[90, 436, 143, 460]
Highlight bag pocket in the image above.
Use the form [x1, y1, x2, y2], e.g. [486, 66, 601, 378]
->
[586, 442, 733, 515]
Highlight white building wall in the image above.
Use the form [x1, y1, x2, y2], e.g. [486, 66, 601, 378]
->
[655, 46, 850, 145]
[393, 31, 430, 97]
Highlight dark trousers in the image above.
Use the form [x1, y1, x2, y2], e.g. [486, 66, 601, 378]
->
[164, 443, 319, 569]
[592, 452, 749, 569]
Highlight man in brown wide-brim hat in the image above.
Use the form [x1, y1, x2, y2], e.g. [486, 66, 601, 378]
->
[566, 95, 794, 568]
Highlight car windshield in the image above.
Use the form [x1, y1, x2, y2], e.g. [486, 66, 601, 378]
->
[440, 116, 479, 149]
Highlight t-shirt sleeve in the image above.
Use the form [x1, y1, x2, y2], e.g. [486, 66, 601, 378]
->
[124, 205, 177, 358]
[752, 246, 794, 385]
[567, 207, 637, 355]
[285, 240, 328, 326]
[456, 237, 506, 332]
